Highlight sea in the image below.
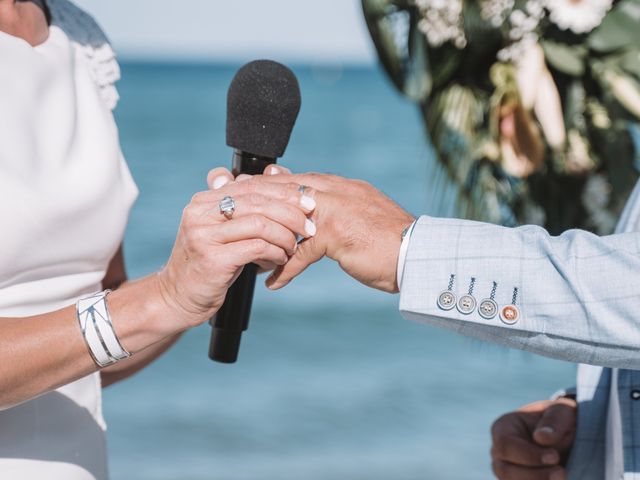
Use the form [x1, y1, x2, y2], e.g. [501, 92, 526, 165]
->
[106, 62, 576, 480]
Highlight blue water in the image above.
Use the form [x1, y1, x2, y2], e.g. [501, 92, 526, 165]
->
[106, 63, 575, 480]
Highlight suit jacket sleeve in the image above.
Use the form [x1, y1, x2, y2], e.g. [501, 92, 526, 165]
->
[399, 216, 640, 369]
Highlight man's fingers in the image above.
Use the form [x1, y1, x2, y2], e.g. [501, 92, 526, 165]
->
[492, 460, 566, 480]
[533, 399, 577, 446]
[265, 237, 324, 290]
[492, 435, 560, 467]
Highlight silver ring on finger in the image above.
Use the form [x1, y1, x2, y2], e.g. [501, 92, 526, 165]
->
[219, 195, 236, 219]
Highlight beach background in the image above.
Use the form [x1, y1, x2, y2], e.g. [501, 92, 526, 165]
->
[72, 1, 576, 478]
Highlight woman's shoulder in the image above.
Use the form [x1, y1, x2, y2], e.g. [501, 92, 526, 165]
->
[47, 0, 120, 110]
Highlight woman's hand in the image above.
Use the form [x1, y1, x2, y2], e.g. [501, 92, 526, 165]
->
[0, 168, 317, 408]
[155, 167, 317, 332]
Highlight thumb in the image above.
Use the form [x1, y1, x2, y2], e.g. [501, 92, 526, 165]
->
[533, 399, 577, 447]
[265, 236, 324, 290]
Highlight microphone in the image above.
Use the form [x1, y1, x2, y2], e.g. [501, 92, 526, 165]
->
[208, 60, 301, 363]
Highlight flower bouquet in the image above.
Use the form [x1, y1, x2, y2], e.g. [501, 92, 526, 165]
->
[363, 0, 640, 234]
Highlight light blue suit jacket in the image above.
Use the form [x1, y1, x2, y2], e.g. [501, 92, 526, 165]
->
[399, 181, 640, 478]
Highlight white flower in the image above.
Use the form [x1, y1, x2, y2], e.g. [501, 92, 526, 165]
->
[544, 0, 613, 34]
[480, 0, 515, 27]
[496, 1, 544, 62]
[415, 0, 467, 48]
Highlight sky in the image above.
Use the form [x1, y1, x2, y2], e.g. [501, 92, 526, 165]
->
[73, 0, 376, 64]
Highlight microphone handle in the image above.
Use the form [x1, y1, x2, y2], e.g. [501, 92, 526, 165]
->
[208, 150, 277, 363]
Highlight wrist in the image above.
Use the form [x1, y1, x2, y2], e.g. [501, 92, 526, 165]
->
[107, 274, 193, 354]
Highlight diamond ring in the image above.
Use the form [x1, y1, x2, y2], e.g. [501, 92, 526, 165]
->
[219, 196, 236, 218]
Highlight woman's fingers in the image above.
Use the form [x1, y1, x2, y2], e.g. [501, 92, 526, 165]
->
[206, 170, 317, 219]
[255, 261, 281, 273]
[264, 165, 292, 175]
[232, 193, 314, 238]
[193, 192, 315, 239]
[206, 215, 298, 256]
[204, 179, 317, 215]
[220, 239, 289, 269]
[207, 167, 234, 190]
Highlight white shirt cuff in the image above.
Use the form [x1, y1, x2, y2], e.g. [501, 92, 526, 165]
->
[396, 219, 417, 290]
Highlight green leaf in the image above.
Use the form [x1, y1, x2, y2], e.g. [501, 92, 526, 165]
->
[621, 49, 640, 80]
[542, 40, 587, 76]
[588, 0, 640, 52]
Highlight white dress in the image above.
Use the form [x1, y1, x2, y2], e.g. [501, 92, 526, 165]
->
[0, 1, 137, 478]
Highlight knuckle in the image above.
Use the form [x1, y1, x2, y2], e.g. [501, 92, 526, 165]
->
[491, 414, 511, 436]
[248, 193, 264, 208]
[250, 238, 267, 255]
[182, 205, 198, 228]
[249, 215, 267, 233]
[244, 179, 259, 194]
[275, 249, 288, 265]
[285, 183, 299, 200]
[185, 226, 204, 250]
[190, 191, 206, 204]
[352, 178, 372, 190]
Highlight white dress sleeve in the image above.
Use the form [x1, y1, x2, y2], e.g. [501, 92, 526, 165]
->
[47, 0, 121, 110]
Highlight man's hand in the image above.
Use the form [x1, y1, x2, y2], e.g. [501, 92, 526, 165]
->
[260, 168, 415, 293]
[491, 397, 577, 480]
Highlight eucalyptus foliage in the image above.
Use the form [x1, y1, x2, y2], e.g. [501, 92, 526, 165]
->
[363, 0, 640, 234]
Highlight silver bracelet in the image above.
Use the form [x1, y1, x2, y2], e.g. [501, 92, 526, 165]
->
[76, 290, 131, 368]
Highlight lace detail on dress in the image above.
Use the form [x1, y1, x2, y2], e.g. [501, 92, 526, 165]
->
[46, 0, 121, 110]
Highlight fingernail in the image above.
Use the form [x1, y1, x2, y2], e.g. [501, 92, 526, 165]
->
[269, 166, 280, 175]
[300, 195, 316, 211]
[550, 469, 565, 480]
[265, 274, 276, 289]
[542, 451, 559, 465]
[536, 426, 556, 436]
[305, 219, 316, 236]
[212, 176, 229, 190]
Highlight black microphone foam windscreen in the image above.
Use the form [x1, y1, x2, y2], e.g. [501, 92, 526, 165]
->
[226, 60, 301, 159]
